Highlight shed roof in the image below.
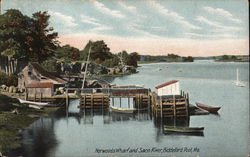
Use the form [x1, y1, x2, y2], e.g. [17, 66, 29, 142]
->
[155, 80, 179, 89]
[30, 63, 66, 84]
[26, 83, 54, 88]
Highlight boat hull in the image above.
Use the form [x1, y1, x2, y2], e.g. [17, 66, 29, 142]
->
[196, 102, 220, 113]
[164, 126, 204, 133]
[110, 106, 135, 114]
[18, 98, 48, 106]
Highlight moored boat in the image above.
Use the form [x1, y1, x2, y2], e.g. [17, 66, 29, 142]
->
[196, 102, 221, 113]
[110, 105, 135, 114]
[164, 126, 204, 133]
[28, 104, 44, 110]
[18, 98, 49, 106]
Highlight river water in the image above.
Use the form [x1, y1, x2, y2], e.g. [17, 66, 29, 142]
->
[11, 61, 249, 157]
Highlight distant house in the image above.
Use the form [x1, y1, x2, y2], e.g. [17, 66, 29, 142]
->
[155, 80, 180, 96]
[18, 62, 67, 97]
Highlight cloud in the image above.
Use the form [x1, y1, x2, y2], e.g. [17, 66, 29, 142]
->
[48, 11, 77, 27]
[150, 1, 201, 30]
[203, 6, 241, 23]
[90, 25, 113, 32]
[93, 1, 125, 18]
[196, 16, 242, 31]
[185, 32, 234, 39]
[80, 14, 112, 33]
[80, 15, 100, 26]
[117, 1, 137, 14]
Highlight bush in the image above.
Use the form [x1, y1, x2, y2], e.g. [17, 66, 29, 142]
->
[41, 59, 61, 72]
[0, 72, 18, 86]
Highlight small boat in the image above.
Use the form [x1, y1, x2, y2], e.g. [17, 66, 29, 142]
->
[28, 104, 44, 110]
[196, 102, 221, 113]
[18, 98, 48, 106]
[235, 69, 245, 87]
[110, 105, 135, 114]
[164, 126, 204, 133]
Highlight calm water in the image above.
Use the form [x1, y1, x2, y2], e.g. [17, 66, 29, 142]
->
[11, 61, 249, 157]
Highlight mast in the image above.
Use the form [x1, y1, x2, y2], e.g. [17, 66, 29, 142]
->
[81, 44, 92, 89]
[0, 0, 2, 15]
[236, 68, 239, 84]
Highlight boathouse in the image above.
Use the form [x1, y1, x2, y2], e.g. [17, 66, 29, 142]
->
[18, 62, 67, 97]
[153, 80, 189, 118]
[155, 80, 180, 96]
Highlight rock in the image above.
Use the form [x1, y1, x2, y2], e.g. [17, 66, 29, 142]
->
[122, 65, 137, 73]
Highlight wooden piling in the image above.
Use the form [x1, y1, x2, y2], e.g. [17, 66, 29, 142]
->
[66, 89, 69, 107]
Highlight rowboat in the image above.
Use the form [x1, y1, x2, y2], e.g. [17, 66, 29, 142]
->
[110, 105, 135, 114]
[196, 102, 221, 113]
[18, 98, 49, 106]
[28, 104, 44, 110]
[164, 126, 204, 133]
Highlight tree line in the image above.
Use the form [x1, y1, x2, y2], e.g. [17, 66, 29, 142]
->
[0, 9, 140, 74]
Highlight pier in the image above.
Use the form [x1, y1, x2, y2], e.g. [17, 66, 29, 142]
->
[1, 83, 190, 118]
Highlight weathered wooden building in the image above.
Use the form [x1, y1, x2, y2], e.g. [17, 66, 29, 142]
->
[153, 80, 189, 118]
[18, 62, 67, 97]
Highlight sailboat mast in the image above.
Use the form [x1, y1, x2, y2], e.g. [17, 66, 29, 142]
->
[236, 69, 239, 83]
[81, 44, 92, 89]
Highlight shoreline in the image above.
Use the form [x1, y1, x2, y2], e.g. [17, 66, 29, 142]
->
[0, 93, 61, 155]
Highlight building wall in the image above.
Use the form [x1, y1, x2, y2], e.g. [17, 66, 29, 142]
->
[18, 64, 60, 88]
[27, 88, 53, 97]
[157, 82, 180, 96]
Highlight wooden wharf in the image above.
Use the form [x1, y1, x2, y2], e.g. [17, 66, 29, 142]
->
[151, 90, 189, 118]
[3, 86, 190, 118]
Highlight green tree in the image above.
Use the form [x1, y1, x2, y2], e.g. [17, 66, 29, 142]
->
[55, 45, 80, 62]
[117, 50, 129, 66]
[82, 40, 112, 63]
[29, 11, 58, 63]
[0, 10, 58, 63]
[127, 52, 140, 67]
[0, 10, 32, 59]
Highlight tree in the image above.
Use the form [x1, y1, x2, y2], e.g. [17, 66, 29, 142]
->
[29, 11, 58, 63]
[0, 9, 33, 74]
[117, 50, 129, 66]
[0, 9, 58, 74]
[55, 45, 80, 62]
[82, 40, 112, 63]
[126, 52, 140, 67]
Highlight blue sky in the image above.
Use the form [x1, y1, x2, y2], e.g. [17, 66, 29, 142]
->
[1, 0, 249, 56]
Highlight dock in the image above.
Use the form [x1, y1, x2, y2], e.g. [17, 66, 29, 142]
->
[1, 85, 190, 118]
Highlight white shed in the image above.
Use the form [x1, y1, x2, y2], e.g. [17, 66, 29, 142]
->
[155, 80, 180, 96]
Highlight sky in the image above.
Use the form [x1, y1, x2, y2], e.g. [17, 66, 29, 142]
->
[1, 0, 249, 56]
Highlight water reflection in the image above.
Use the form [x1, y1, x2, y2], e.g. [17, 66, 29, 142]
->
[11, 118, 58, 157]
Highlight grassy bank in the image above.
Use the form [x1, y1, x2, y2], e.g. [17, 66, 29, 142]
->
[0, 94, 59, 154]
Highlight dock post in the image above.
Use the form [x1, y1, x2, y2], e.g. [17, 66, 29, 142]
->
[34, 91, 37, 101]
[102, 95, 104, 110]
[160, 96, 163, 118]
[25, 88, 28, 100]
[91, 94, 93, 109]
[40, 93, 42, 102]
[66, 89, 69, 107]
[173, 95, 176, 118]
[187, 93, 189, 117]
